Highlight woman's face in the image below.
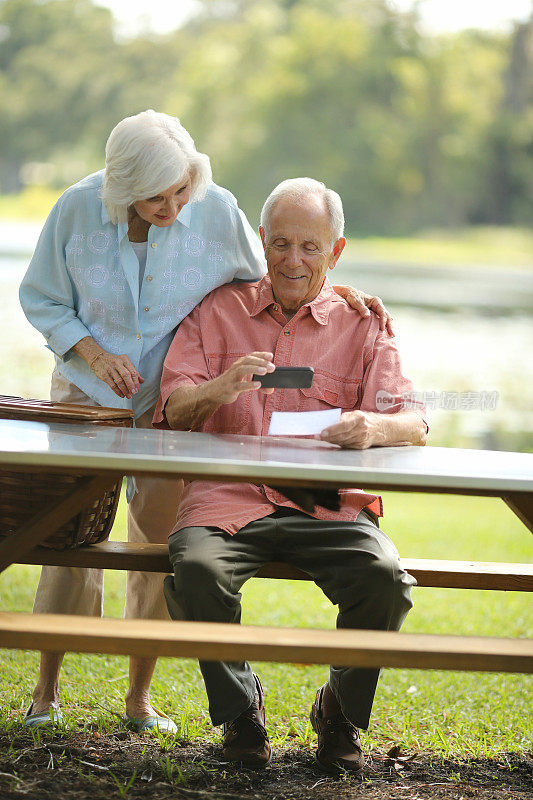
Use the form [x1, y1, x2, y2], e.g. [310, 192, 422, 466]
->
[133, 177, 192, 227]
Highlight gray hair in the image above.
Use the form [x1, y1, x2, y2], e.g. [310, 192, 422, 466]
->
[101, 110, 212, 224]
[260, 177, 345, 245]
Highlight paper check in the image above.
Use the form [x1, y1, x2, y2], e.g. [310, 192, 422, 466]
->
[268, 408, 342, 436]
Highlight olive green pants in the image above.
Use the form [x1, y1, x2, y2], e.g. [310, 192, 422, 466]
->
[164, 508, 416, 729]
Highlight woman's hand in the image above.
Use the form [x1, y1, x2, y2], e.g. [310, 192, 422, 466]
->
[72, 336, 144, 399]
[332, 285, 394, 336]
[89, 352, 144, 399]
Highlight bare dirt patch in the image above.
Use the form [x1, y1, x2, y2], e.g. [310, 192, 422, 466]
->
[0, 731, 531, 799]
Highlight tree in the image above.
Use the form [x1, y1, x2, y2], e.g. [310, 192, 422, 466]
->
[483, 13, 533, 224]
[0, 0, 530, 232]
[0, 0, 173, 191]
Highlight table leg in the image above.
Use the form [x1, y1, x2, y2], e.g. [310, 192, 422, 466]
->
[0, 474, 121, 572]
[504, 492, 533, 534]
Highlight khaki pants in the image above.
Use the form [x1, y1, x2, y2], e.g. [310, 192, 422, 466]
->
[33, 370, 181, 621]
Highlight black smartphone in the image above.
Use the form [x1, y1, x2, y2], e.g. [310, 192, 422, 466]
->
[253, 366, 314, 389]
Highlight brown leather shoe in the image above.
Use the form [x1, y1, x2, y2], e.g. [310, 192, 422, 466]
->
[310, 684, 364, 774]
[222, 675, 271, 769]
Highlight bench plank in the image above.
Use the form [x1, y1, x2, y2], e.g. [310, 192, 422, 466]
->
[16, 542, 533, 592]
[0, 612, 531, 673]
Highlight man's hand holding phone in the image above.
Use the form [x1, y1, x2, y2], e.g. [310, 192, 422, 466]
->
[215, 352, 276, 404]
[216, 354, 315, 406]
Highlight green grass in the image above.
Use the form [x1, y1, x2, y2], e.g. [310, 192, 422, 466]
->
[0, 185, 65, 220]
[343, 226, 533, 269]
[1, 492, 531, 756]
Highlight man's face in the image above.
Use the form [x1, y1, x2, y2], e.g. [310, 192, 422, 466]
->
[133, 176, 192, 228]
[260, 195, 345, 313]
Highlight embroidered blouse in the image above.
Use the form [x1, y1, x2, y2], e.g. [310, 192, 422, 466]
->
[19, 169, 266, 418]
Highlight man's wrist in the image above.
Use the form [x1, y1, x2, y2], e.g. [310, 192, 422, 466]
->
[203, 375, 224, 406]
[371, 410, 426, 447]
[166, 378, 224, 430]
[205, 374, 240, 408]
[367, 412, 387, 447]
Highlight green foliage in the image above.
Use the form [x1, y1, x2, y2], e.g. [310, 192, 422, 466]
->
[0, 0, 173, 190]
[0, 0, 531, 232]
[0, 0, 116, 188]
[163, 0, 533, 232]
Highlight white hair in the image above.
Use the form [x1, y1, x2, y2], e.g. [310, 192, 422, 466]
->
[101, 110, 212, 224]
[260, 177, 345, 245]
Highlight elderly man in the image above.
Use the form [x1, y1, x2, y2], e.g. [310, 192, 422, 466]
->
[153, 178, 426, 773]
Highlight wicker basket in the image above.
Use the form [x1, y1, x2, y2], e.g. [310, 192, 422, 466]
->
[0, 395, 134, 550]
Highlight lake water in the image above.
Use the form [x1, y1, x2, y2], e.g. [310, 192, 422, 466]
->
[1, 221, 531, 451]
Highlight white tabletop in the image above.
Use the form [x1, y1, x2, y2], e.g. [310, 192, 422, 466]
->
[0, 419, 532, 494]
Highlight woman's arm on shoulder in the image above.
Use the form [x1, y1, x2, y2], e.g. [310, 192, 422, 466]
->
[332, 284, 394, 335]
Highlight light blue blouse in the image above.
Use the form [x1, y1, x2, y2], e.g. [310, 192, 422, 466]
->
[19, 170, 266, 418]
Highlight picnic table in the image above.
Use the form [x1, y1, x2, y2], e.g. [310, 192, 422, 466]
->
[0, 418, 532, 673]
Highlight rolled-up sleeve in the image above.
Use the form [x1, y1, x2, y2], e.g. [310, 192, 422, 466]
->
[19, 196, 91, 359]
[360, 330, 427, 425]
[152, 305, 210, 428]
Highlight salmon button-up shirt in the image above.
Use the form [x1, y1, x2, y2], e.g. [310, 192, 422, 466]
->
[153, 276, 421, 536]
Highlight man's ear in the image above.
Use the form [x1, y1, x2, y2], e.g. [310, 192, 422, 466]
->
[259, 226, 267, 253]
[328, 237, 346, 269]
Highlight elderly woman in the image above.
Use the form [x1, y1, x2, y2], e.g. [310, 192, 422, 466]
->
[19, 110, 391, 731]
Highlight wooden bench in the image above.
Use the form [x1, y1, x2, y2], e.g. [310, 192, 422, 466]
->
[1, 421, 532, 674]
[6, 540, 532, 673]
[15, 541, 533, 592]
[1, 613, 531, 673]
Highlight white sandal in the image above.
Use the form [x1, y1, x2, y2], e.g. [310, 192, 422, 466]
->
[124, 706, 177, 734]
[24, 702, 63, 728]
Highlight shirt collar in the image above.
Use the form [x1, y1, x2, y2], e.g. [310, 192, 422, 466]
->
[101, 199, 110, 225]
[176, 202, 191, 228]
[250, 275, 336, 325]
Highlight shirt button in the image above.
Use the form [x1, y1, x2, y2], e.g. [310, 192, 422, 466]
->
[147, 275, 153, 281]
[284, 330, 291, 336]
[151, 242, 157, 249]
[136, 334, 141, 340]
[273, 305, 278, 311]
[144, 306, 149, 312]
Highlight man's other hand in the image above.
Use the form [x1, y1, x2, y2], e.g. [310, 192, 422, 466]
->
[319, 410, 382, 449]
[319, 409, 427, 449]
